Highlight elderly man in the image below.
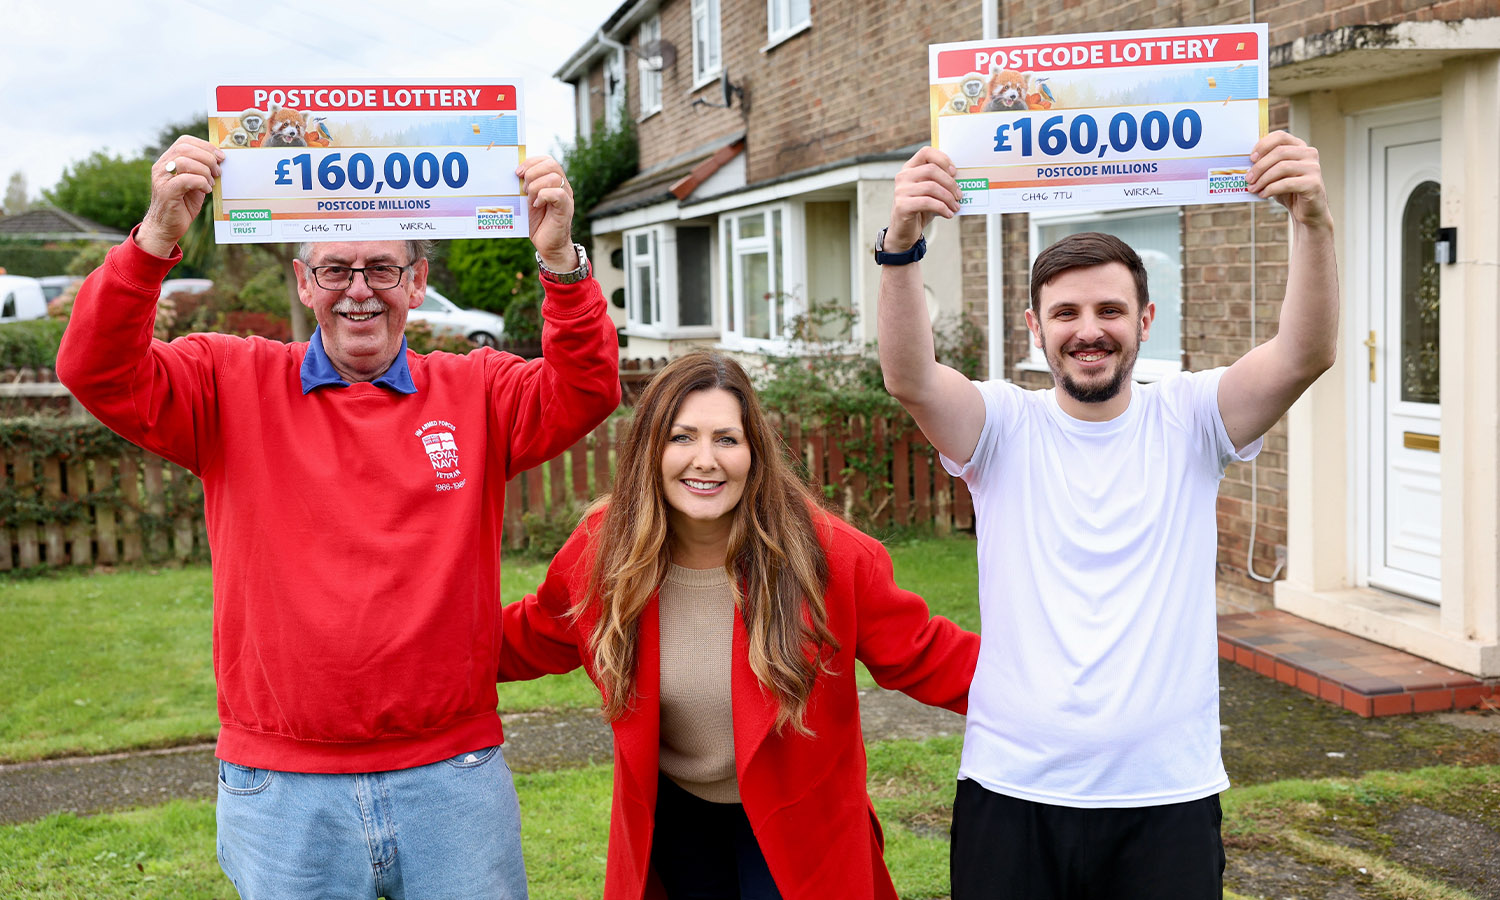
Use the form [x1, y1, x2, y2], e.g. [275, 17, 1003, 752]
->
[56, 136, 619, 899]
[877, 131, 1337, 899]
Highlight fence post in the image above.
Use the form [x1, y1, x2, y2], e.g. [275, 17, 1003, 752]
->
[119, 450, 143, 564]
[14, 444, 39, 569]
[142, 455, 169, 560]
[169, 464, 195, 560]
[42, 457, 64, 564]
[94, 456, 119, 565]
[66, 457, 92, 566]
[570, 434, 590, 503]
[0, 446, 11, 571]
[504, 474, 524, 550]
[592, 419, 613, 499]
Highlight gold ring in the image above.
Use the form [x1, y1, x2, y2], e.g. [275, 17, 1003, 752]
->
[164, 160, 178, 176]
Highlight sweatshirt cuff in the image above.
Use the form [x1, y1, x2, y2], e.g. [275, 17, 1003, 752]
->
[539, 276, 606, 320]
[121, 226, 184, 284]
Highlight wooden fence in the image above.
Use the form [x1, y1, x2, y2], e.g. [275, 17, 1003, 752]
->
[0, 444, 206, 570]
[493, 412, 974, 551]
[2, 415, 972, 570]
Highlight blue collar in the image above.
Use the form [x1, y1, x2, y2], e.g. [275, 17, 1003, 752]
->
[300, 327, 418, 395]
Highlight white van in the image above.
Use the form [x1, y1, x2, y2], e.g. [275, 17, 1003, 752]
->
[0, 275, 47, 323]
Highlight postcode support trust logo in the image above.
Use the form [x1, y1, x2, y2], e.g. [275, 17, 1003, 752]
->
[415, 419, 467, 492]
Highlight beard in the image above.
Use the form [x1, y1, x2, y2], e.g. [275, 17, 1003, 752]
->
[1043, 322, 1143, 405]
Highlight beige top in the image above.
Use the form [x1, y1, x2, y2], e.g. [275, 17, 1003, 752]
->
[657, 562, 739, 804]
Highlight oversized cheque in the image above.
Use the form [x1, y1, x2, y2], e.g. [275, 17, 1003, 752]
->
[929, 24, 1268, 213]
[208, 80, 528, 243]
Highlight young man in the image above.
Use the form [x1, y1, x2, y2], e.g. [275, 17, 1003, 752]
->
[56, 136, 620, 899]
[876, 131, 1337, 899]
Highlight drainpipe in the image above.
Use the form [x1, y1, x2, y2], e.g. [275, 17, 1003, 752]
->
[984, 1, 1006, 381]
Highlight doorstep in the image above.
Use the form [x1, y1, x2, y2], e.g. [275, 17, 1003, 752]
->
[1218, 610, 1499, 717]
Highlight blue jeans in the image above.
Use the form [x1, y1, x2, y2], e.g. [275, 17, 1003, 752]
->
[216, 744, 527, 900]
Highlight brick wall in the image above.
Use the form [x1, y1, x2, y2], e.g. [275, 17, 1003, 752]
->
[608, 0, 987, 176]
[574, 0, 1496, 609]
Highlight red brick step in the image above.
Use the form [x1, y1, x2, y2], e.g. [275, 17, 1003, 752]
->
[1218, 610, 1498, 717]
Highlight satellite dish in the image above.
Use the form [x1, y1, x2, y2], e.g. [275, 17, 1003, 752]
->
[722, 68, 737, 107]
[638, 39, 677, 72]
[691, 68, 744, 111]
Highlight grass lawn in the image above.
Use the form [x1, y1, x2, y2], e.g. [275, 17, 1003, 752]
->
[0, 536, 981, 763]
[5, 738, 1494, 899]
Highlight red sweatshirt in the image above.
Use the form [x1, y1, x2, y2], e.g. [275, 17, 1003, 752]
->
[57, 236, 620, 773]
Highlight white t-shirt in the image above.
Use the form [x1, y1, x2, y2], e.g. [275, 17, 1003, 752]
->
[942, 368, 1259, 808]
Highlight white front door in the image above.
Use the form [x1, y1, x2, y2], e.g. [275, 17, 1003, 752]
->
[1364, 118, 1442, 603]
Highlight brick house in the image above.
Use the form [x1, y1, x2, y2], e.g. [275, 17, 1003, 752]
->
[556, 0, 1500, 678]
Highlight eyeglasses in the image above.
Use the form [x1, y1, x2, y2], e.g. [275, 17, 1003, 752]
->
[307, 263, 412, 291]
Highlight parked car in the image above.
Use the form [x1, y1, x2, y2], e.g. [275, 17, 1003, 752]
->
[0, 275, 47, 322]
[37, 275, 82, 301]
[160, 278, 215, 298]
[409, 287, 504, 347]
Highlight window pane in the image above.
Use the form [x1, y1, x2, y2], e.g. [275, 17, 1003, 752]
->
[739, 213, 765, 239]
[744, 252, 771, 340]
[791, 0, 809, 24]
[635, 264, 654, 326]
[1037, 210, 1181, 366]
[723, 221, 735, 332]
[677, 227, 712, 327]
[771, 209, 783, 335]
[804, 201, 853, 341]
[1400, 181, 1440, 404]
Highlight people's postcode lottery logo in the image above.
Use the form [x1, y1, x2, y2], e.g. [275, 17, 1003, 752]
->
[476, 205, 515, 231]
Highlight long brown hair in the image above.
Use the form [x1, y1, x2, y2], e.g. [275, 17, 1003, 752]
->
[581, 351, 838, 734]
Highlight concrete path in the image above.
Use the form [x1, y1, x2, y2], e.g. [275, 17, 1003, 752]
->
[0, 688, 961, 825]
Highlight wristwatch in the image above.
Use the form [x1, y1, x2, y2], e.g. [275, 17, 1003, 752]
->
[873, 227, 927, 266]
[537, 243, 591, 284]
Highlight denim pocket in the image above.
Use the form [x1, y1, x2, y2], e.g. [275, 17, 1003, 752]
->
[217, 759, 274, 794]
[442, 744, 500, 769]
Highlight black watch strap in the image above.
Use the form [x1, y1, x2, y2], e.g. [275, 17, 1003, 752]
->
[874, 227, 927, 266]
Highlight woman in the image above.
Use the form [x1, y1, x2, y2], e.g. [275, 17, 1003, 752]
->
[499, 351, 979, 900]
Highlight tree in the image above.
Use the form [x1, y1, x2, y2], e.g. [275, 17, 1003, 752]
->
[143, 116, 210, 158]
[447, 238, 541, 343]
[560, 109, 638, 247]
[4, 172, 28, 216]
[44, 151, 152, 234]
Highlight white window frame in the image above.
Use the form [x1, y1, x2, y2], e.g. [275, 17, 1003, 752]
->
[719, 203, 799, 353]
[1025, 206, 1184, 381]
[637, 15, 663, 118]
[624, 224, 719, 339]
[765, 0, 811, 49]
[602, 49, 626, 132]
[691, 0, 722, 88]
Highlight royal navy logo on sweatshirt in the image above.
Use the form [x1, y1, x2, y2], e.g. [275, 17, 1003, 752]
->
[415, 419, 467, 492]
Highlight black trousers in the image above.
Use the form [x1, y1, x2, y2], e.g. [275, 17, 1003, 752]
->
[950, 779, 1225, 900]
[650, 774, 783, 900]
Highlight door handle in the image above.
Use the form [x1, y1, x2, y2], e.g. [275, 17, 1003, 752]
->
[1363, 330, 1377, 383]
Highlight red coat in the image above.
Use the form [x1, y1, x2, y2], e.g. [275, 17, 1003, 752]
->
[499, 510, 979, 899]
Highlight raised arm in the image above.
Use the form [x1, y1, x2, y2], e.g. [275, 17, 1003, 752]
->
[55, 137, 226, 472]
[1217, 131, 1339, 451]
[877, 147, 986, 466]
[493, 155, 620, 476]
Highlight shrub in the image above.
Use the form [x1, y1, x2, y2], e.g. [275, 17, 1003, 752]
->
[404, 319, 476, 355]
[0, 320, 67, 369]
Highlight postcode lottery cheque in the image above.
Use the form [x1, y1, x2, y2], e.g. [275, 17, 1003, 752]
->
[929, 24, 1268, 213]
[207, 80, 528, 244]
